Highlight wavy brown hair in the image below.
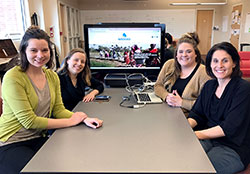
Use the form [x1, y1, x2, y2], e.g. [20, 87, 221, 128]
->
[58, 48, 91, 86]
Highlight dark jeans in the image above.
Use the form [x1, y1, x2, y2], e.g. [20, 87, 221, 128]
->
[200, 139, 244, 174]
[0, 137, 48, 174]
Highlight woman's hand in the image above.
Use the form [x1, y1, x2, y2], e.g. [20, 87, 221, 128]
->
[83, 117, 103, 129]
[166, 90, 183, 107]
[83, 90, 99, 102]
[69, 112, 88, 126]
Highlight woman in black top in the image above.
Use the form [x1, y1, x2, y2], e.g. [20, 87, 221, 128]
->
[58, 48, 104, 110]
[188, 42, 250, 174]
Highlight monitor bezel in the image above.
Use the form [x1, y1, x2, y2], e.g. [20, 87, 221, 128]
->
[84, 23, 165, 73]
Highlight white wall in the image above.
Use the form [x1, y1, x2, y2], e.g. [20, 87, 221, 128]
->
[43, 0, 61, 53]
[212, 0, 250, 49]
[27, 0, 62, 57]
[80, 9, 196, 40]
[28, 0, 45, 30]
[25, 0, 250, 54]
[80, 2, 250, 50]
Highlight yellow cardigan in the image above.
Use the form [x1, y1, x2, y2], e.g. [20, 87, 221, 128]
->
[0, 66, 73, 142]
[154, 59, 210, 116]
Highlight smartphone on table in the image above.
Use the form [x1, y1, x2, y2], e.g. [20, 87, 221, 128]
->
[94, 95, 111, 102]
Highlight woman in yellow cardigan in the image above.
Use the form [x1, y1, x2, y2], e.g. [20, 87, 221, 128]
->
[0, 26, 103, 174]
[154, 32, 210, 116]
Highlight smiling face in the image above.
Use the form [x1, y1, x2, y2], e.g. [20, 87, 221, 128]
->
[211, 50, 236, 80]
[176, 42, 197, 68]
[25, 39, 50, 69]
[67, 52, 86, 75]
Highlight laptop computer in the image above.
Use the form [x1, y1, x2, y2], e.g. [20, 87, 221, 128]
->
[125, 74, 162, 104]
[133, 91, 163, 104]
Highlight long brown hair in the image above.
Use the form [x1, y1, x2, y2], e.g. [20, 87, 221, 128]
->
[58, 48, 91, 86]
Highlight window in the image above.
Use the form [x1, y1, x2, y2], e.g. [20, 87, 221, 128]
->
[0, 0, 29, 40]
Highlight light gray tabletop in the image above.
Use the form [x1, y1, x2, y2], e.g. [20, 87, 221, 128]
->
[22, 88, 215, 173]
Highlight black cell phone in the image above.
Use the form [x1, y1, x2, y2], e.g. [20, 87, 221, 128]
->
[94, 95, 111, 101]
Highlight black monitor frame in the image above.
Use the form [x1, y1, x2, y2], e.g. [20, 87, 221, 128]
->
[84, 23, 165, 76]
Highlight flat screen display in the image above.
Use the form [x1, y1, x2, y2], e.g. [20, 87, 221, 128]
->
[84, 23, 165, 71]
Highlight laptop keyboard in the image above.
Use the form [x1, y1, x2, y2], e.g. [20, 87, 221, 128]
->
[137, 93, 151, 102]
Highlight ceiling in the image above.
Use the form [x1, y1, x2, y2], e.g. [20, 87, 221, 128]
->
[77, 0, 228, 10]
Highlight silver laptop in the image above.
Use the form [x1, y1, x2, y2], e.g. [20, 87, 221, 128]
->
[125, 75, 162, 104]
[133, 91, 162, 104]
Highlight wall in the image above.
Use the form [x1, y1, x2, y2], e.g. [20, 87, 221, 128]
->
[27, 0, 82, 62]
[240, 0, 250, 49]
[25, 0, 250, 59]
[213, 0, 250, 49]
[28, 0, 45, 30]
[211, 7, 225, 44]
[80, 7, 223, 44]
[80, 1, 250, 50]
[27, 0, 62, 57]
[81, 9, 196, 39]
[42, 0, 61, 52]
[78, 0, 226, 10]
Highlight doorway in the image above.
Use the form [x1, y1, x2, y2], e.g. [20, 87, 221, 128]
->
[196, 10, 213, 60]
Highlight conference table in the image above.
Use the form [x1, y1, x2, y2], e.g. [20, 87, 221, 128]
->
[21, 88, 215, 173]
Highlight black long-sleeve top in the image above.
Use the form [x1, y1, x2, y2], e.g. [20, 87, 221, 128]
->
[188, 77, 250, 166]
[58, 73, 104, 111]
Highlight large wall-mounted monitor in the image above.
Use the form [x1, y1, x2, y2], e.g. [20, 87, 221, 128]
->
[84, 23, 165, 73]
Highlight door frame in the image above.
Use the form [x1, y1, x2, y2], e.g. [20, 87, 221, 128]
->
[57, 1, 82, 63]
[195, 8, 215, 55]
